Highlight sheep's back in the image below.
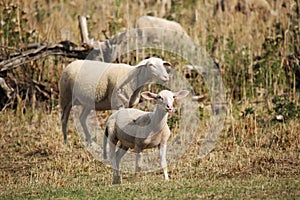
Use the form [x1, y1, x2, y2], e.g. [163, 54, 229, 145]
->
[136, 16, 186, 35]
[111, 108, 170, 149]
[66, 60, 134, 110]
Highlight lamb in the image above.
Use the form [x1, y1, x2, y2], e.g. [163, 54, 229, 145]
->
[103, 89, 189, 184]
[59, 57, 171, 144]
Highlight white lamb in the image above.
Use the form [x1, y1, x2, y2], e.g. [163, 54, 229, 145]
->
[59, 57, 171, 144]
[103, 89, 189, 184]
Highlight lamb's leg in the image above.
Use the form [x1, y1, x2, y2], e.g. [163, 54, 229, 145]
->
[109, 139, 121, 184]
[159, 144, 169, 180]
[79, 107, 92, 143]
[61, 102, 72, 144]
[134, 147, 142, 181]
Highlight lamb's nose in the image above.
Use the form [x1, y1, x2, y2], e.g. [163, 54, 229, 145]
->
[166, 104, 172, 111]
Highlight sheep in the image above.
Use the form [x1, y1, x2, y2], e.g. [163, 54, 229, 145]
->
[103, 89, 189, 184]
[136, 15, 188, 44]
[85, 31, 128, 62]
[157, 0, 172, 17]
[136, 15, 187, 34]
[214, 0, 277, 17]
[59, 57, 171, 144]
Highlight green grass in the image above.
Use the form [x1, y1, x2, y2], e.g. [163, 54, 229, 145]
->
[3, 176, 299, 199]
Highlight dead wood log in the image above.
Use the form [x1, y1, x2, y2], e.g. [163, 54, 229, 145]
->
[0, 42, 92, 72]
[192, 94, 207, 102]
[78, 15, 91, 45]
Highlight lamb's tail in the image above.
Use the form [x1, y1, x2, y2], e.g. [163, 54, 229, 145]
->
[103, 126, 109, 159]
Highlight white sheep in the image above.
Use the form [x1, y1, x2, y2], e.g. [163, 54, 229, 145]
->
[103, 89, 189, 184]
[59, 57, 171, 144]
[214, 0, 277, 16]
[136, 15, 188, 44]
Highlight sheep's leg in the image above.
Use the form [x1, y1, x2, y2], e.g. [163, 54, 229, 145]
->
[116, 144, 129, 169]
[109, 139, 121, 184]
[61, 102, 72, 144]
[79, 107, 92, 143]
[134, 147, 142, 181]
[159, 144, 169, 180]
[103, 127, 109, 159]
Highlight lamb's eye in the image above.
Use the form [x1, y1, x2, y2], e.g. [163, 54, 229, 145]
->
[157, 95, 163, 100]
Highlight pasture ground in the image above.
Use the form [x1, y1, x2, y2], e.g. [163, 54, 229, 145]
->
[0, 108, 299, 199]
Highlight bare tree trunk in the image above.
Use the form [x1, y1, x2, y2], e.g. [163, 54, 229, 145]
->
[78, 15, 91, 45]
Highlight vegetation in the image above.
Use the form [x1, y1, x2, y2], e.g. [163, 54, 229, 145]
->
[0, 0, 299, 199]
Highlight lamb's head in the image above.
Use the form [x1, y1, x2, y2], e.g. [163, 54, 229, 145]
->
[137, 57, 171, 82]
[141, 90, 189, 113]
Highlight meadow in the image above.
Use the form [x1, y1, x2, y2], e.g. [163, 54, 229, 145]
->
[0, 0, 299, 199]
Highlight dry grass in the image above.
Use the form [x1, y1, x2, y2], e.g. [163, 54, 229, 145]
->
[0, 107, 299, 198]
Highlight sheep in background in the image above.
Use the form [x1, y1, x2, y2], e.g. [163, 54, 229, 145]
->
[136, 15, 188, 44]
[157, 0, 172, 17]
[59, 57, 171, 144]
[214, 0, 277, 17]
[133, 0, 171, 17]
[103, 89, 189, 184]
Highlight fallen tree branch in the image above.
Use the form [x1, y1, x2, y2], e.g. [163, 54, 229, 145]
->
[0, 42, 92, 72]
[0, 15, 123, 72]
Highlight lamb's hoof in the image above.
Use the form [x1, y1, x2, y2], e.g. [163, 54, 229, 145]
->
[136, 166, 142, 173]
[86, 137, 91, 142]
[134, 172, 141, 182]
[112, 175, 121, 184]
[91, 136, 97, 143]
[85, 137, 92, 145]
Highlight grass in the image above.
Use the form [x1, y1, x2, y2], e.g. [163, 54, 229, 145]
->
[0, 107, 299, 199]
[4, 176, 300, 199]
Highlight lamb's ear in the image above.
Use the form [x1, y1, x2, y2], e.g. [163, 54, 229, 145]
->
[163, 61, 172, 67]
[173, 90, 189, 99]
[141, 91, 158, 100]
